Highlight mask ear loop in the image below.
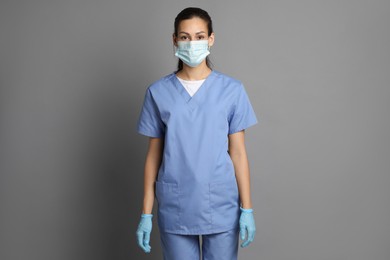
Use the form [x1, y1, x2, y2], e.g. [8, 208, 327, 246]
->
[173, 39, 179, 57]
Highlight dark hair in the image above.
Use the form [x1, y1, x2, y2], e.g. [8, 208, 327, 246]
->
[174, 7, 213, 71]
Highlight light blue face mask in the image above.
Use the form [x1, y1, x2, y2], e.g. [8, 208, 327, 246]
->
[175, 40, 210, 67]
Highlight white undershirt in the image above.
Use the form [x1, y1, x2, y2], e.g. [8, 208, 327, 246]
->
[177, 76, 205, 97]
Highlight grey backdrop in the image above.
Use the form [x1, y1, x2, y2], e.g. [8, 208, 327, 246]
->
[1, 0, 389, 260]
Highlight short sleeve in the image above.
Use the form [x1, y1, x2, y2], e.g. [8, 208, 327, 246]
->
[228, 84, 259, 135]
[136, 88, 165, 138]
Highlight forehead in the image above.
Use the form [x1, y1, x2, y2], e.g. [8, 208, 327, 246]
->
[178, 17, 208, 34]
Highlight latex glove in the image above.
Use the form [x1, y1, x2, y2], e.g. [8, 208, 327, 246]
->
[239, 207, 256, 248]
[136, 213, 153, 253]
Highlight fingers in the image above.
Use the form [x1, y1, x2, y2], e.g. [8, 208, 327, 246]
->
[240, 227, 256, 248]
[136, 230, 146, 251]
[144, 231, 151, 253]
[136, 230, 151, 253]
[240, 224, 247, 247]
[240, 224, 246, 241]
[241, 240, 250, 248]
[248, 226, 256, 245]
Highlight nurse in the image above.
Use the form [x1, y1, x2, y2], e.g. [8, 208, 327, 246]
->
[136, 7, 258, 260]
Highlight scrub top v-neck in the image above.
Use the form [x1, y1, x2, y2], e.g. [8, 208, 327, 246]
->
[176, 76, 205, 97]
[172, 72, 212, 112]
[137, 70, 259, 235]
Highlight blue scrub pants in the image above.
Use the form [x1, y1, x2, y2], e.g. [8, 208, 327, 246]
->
[159, 227, 239, 260]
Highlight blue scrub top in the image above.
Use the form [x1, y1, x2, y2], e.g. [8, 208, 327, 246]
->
[137, 70, 259, 235]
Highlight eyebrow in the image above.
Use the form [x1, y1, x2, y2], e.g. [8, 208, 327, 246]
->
[178, 31, 207, 35]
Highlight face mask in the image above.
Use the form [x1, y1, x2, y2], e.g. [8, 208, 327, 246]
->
[175, 40, 210, 67]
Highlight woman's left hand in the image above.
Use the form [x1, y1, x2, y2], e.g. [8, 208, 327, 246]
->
[239, 207, 256, 248]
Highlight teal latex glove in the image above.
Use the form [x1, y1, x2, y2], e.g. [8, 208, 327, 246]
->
[239, 207, 256, 248]
[136, 213, 153, 253]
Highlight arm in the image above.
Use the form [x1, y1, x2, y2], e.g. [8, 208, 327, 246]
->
[228, 130, 253, 209]
[142, 137, 164, 214]
[229, 129, 256, 248]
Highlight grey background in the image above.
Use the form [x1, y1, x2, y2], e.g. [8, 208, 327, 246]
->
[1, 0, 389, 260]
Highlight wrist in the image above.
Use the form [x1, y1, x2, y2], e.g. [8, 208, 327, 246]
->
[141, 213, 153, 218]
[240, 206, 253, 213]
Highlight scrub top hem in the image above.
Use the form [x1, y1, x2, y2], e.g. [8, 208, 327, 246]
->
[158, 224, 239, 235]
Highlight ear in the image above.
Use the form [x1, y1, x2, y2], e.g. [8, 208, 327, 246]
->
[172, 33, 178, 47]
[208, 32, 215, 47]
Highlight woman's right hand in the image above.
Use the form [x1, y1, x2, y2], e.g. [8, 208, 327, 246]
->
[136, 213, 153, 253]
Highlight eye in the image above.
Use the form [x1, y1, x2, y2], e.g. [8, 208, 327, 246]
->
[180, 35, 188, 40]
[197, 35, 205, 40]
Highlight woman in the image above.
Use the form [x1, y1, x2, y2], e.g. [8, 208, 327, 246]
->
[136, 7, 258, 259]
